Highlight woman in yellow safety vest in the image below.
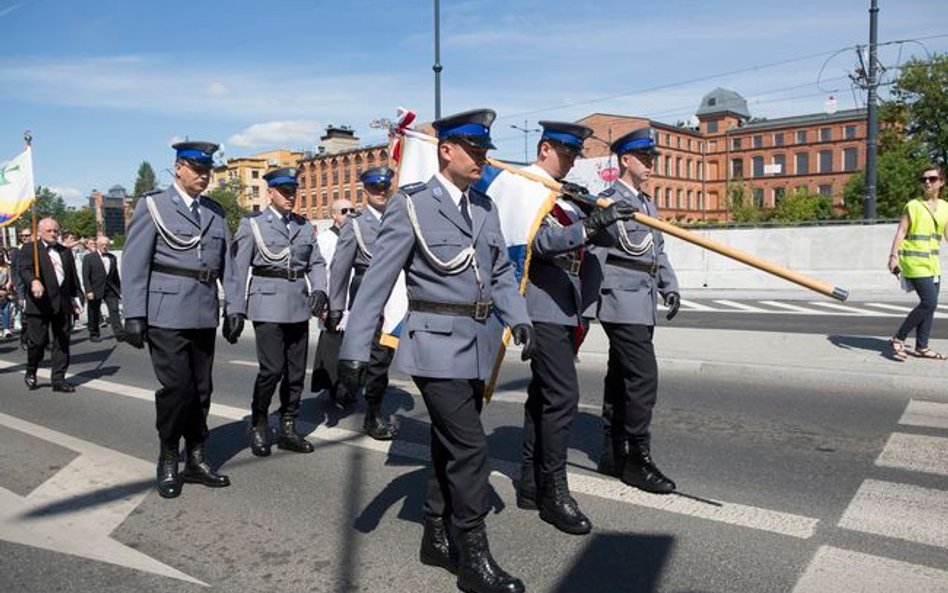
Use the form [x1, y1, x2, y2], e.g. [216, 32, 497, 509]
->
[887, 165, 948, 360]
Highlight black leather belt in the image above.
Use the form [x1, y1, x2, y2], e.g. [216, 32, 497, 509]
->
[606, 255, 657, 276]
[252, 266, 309, 280]
[409, 299, 493, 321]
[540, 256, 582, 276]
[152, 263, 220, 283]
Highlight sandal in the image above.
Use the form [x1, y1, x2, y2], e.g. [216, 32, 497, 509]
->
[890, 338, 909, 361]
[912, 347, 947, 361]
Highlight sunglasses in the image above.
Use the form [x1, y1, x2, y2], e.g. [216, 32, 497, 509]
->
[921, 175, 942, 183]
[365, 183, 391, 193]
[336, 208, 353, 215]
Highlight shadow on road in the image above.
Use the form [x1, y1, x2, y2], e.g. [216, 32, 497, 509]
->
[827, 335, 903, 361]
[21, 479, 153, 519]
[551, 532, 674, 593]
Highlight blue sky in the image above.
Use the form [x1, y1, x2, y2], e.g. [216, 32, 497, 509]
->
[1, 0, 946, 207]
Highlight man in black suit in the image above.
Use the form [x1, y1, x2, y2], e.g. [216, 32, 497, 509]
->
[18, 217, 83, 392]
[82, 235, 123, 342]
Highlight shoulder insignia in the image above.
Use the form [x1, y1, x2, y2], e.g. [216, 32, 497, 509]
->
[599, 188, 617, 197]
[142, 188, 162, 198]
[401, 181, 427, 195]
[200, 197, 225, 216]
[243, 210, 264, 219]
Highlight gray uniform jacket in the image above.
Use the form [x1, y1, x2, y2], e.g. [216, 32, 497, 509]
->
[339, 176, 531, 381]
[329, 209, 380, 312]
[121, 187, 235, 330]
[227, 208, 327, 324]
[590, 181, 678, 326]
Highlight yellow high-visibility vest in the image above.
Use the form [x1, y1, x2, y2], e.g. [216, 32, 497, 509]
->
[899, 198, 948, 278]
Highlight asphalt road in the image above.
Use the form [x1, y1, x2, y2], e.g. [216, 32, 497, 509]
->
[1, 328, 946, 592]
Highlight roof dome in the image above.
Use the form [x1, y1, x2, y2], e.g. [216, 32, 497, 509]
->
[696, 88, 750, 119]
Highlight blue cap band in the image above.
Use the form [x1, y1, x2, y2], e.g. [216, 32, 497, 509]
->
[614, 137, 655, 154]
[267, 176, 298, 187]
[438, 123, 490, 139]
[177, 149, 213, 163]
[362, 173, 391, 185]
[542, 130, 584, 148]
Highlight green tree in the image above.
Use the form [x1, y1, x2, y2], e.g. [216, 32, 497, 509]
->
[884, 53, 948, 167]
[841, 129, 928, 218]
[769, 188, 833, 223]
[132, 161, 159, 207]
[206, 179, 249, 235]
[61, 207, 98, 237]
[16, 186, 68, 230]
[726, 181, 764, 223]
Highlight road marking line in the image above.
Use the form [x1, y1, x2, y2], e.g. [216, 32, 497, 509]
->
[678, 299, 720, 312]
[876, 433, 948, 477]
[792, 545, 948, 593]
[758, 300, 830, 314]
[863, 302, 913, 313]
[899, 400, 948, 430]
[807, 302, 878, 315]
[0, 360, 819, 540]
[838, 479, 948, 549]
[712, 299, 771, 313]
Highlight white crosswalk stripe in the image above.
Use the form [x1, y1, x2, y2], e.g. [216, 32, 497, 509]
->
[757, 300, 831, 314]
[807, 301, 879, 315]
[875, 433, 948, 477]
[899, 399, 948, 430]
[837, 480, 948, 549]
[712, 299, 771, 312]
[792, 546, 948, 593]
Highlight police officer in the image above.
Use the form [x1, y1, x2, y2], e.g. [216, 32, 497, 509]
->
[516, 121, 635, 535]
[226, 167, 328, 457]
[122, 141, 236, 499]
[590, 127, 681, 494]
[324, 167, 397, 440]
[338, 109, 533, 593]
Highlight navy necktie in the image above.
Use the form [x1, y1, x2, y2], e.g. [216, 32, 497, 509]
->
[460, 194, 472, 229]
[190, 200, 201, 225]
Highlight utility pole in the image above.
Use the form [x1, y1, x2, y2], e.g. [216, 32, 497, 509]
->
[510, 120, 540, 164]
[433, 0, 442, 120]
[864, 0, 880, 219]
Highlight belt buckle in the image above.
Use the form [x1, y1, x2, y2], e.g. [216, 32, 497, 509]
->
[287, 269, 299, 280]
[568, 259, 582, 275]
[473, 301, 490, 321]
[198, 269, 213, 283]
[649, 261, 658, 276]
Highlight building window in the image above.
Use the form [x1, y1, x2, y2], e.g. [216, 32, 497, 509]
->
[321, 191, 328, 205]
[752, 156, 764, 177]
[676, 189, 682, 210]
[796, 130, 807, 144]
[344, 189, 351, 199]
[676, 137, 681, 149]
[774, 186, 786, 203]
[686, 159, 693, 179]
[251, 186, 260, 198]
[752, 187, 764, 207]
[818, 184, 832, 196]
[664, 157, 671, 177]
[731, 158, 744, 179]
[687, 139, 692, 150]
[753, 135, 763, 149]
[251, 170, 260, 179]
[843, 147, 858, 171]
[697, 191, 704, 211]
[653, 187, 661, 206]
[344, 169, 351, 183]
[332, 171, 339, 184]
[252, 204, 260, 212]
[773, 154, 786, 175]
[707, 121, 719, 133]
[845, 125, 857, 140]
[819, 150, 833, 173]
[696, 162, 703, 180]
[675, 157, 682, 178]
[665, 188, 672, 207]
[820, 127, 832, 142]
[731, 137, 742, 150]
[795, 153, 809, 175]
[774, 132, 784, 146]
[321, 172, 327, 186]
[686, 190, 693, 209]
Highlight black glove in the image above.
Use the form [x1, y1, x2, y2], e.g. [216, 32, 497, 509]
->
[664, 291, 681, 321]
[582, 204, 638, 236]
[124, 317, 147, 349]
[558, 181, 590, 198]
[511, 323, 535, 361]
[309, 290, 328, 317]
[325, 309, 344, 333]
[338, 360, 367, 395]
[223, 313, 245, 344]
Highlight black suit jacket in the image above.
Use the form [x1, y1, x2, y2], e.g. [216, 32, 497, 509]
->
[18, 241, 81, 316]
[82, 251, 121, 300]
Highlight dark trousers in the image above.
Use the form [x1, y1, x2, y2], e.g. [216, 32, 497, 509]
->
[26, 311, 71, 382]
[522, 322, 580, 487]
[896, 276, 940, 349]
[87, 292, 123, 338]
[601, 322, 658, 448]
[311, 328, 343, 396]
[147, 327, 216, 449]
[365, 327, 394, 402]
[415, 377, 489, 532]
[252, 320, 308, 420]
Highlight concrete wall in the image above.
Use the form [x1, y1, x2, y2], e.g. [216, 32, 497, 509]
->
[664, 222, 946, 292]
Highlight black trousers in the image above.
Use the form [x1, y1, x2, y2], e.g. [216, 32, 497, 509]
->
[415, 377, 489, 532]
[316, 321, 393, 403]
[364, 326, 394, 403]
[147, 327, 216, 449]
[522, 322, 580, 489]
[601, 322, 658, 448]
[87, 292, 122, 338]
[26, 311, 71, 382]
[311, 328, 342, 396]
[252, 320, 308, 420]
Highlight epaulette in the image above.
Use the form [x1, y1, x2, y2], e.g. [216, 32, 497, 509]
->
[141, 188, 162, 198]
[348, 210, 364, 219]
[200, 196, 225, 216]
[599, 188, 617, 198]
[289, 212, 307, 224]
[400, 181, 427, 195]
[243, 210, 264, 219]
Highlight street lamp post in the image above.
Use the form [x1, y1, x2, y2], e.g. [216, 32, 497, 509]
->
[510, 120, 540, 164]
[433, 0, 442, 120]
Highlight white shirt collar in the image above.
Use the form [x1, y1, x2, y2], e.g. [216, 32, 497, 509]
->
[268, 205, 288, 221]
[434, 172, 464, 208]
[366, 204, 383, 220]
[173, 182, 199, 209]
[617, 178, 640, 198]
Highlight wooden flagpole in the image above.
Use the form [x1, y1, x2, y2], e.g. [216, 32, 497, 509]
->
[24, 131, 39, 282]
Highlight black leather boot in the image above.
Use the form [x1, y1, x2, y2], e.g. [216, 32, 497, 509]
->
[156, 445, 182, 499]
[596, 434, 626, 478]
[419, 515, 458, 574]
[180, 443, 230, 488]
[516, 462, 538, 511]
[539, 471, 591, 535]
[622, 445, 675, 494]
[250, 415, 271, 457]
[277, 416, 314, 453]
[363, 401, 397, 440]
[24, 369, 38, 391]
[456, 525, 525, 593]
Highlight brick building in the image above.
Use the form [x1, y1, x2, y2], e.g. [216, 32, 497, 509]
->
[87, 185, 130, 237]
[578, 88, 867, 221]
[212, 149, 304, 212]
